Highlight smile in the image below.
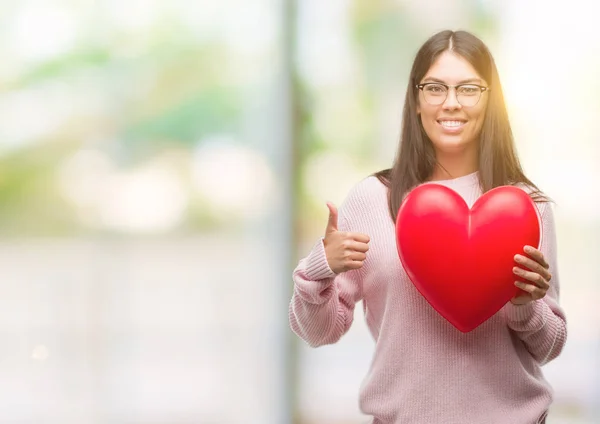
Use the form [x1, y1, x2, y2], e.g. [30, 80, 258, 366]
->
[437, 120, 466, 131]
[438, 120, 466, 128]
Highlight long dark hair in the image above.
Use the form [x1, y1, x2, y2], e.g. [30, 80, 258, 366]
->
[374, 30, 547, 222]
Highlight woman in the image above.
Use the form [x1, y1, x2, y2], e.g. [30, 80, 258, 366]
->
[289, 30, 567, 424]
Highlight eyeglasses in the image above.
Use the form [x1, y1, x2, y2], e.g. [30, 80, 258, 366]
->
[416, 83, 490, 107]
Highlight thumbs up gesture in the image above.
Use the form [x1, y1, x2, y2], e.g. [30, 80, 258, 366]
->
[323, 203, 371, 274]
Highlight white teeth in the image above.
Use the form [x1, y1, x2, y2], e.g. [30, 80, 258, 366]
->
[439, 120, 465, 127]
[439, 120, 464, 128]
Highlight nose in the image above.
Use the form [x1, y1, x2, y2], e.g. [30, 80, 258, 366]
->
[443, 87, 462, 110]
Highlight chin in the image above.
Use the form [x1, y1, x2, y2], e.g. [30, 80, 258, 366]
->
[432, 137, 472, 153]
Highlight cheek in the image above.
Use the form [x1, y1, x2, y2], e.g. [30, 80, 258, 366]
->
[419, 112, 439, 140]
[469, 106, 487, 131]
[419, 105, 438, 124]
[419, 113, 432, 130]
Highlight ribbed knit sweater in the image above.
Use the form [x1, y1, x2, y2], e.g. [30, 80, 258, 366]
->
[289, 171, 567, 424]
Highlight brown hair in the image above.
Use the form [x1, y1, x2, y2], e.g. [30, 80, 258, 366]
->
[374, 30, 547, 222]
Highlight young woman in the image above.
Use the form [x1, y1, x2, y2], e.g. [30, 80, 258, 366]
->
[289, 30, 567, 424]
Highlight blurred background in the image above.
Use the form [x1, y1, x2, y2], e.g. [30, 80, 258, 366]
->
[0, 0, 598, 423]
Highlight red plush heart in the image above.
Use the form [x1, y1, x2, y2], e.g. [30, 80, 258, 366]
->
[395, 184, 541, 333]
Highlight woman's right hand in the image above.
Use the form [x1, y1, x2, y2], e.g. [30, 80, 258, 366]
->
[323, 202, 370, 274]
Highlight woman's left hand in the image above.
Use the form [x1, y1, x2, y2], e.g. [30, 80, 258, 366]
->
[511, 245, 552, 305]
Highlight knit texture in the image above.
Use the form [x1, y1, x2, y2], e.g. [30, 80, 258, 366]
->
[289, 171, 567, 424]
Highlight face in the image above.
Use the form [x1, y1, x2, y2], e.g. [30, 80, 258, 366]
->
[417, 51, 488, 155]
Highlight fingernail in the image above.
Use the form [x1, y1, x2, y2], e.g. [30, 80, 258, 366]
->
[514, 254, 523, 262]
[524, 246, 534, 253]
[513, 267, 520, 274]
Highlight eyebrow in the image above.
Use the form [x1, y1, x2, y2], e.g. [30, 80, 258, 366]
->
[422, 77, 483, 84]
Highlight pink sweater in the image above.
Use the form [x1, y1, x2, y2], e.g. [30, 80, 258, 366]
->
[289, 172, 567, 424]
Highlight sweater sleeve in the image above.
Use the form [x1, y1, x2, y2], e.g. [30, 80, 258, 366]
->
[288, 203, 365, 348]
[502, 201, 567, 365]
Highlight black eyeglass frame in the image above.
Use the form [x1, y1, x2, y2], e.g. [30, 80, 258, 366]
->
[415, 82, 491, 106]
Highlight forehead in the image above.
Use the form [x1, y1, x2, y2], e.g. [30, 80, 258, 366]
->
[423, 51, 483, 84]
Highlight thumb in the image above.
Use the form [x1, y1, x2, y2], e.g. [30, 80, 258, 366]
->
[326, 202, 338, 234]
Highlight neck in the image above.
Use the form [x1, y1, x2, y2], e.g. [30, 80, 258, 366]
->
[428, 150, 478, 181]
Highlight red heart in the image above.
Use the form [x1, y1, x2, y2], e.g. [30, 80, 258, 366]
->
[395, 184, 541, 332]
